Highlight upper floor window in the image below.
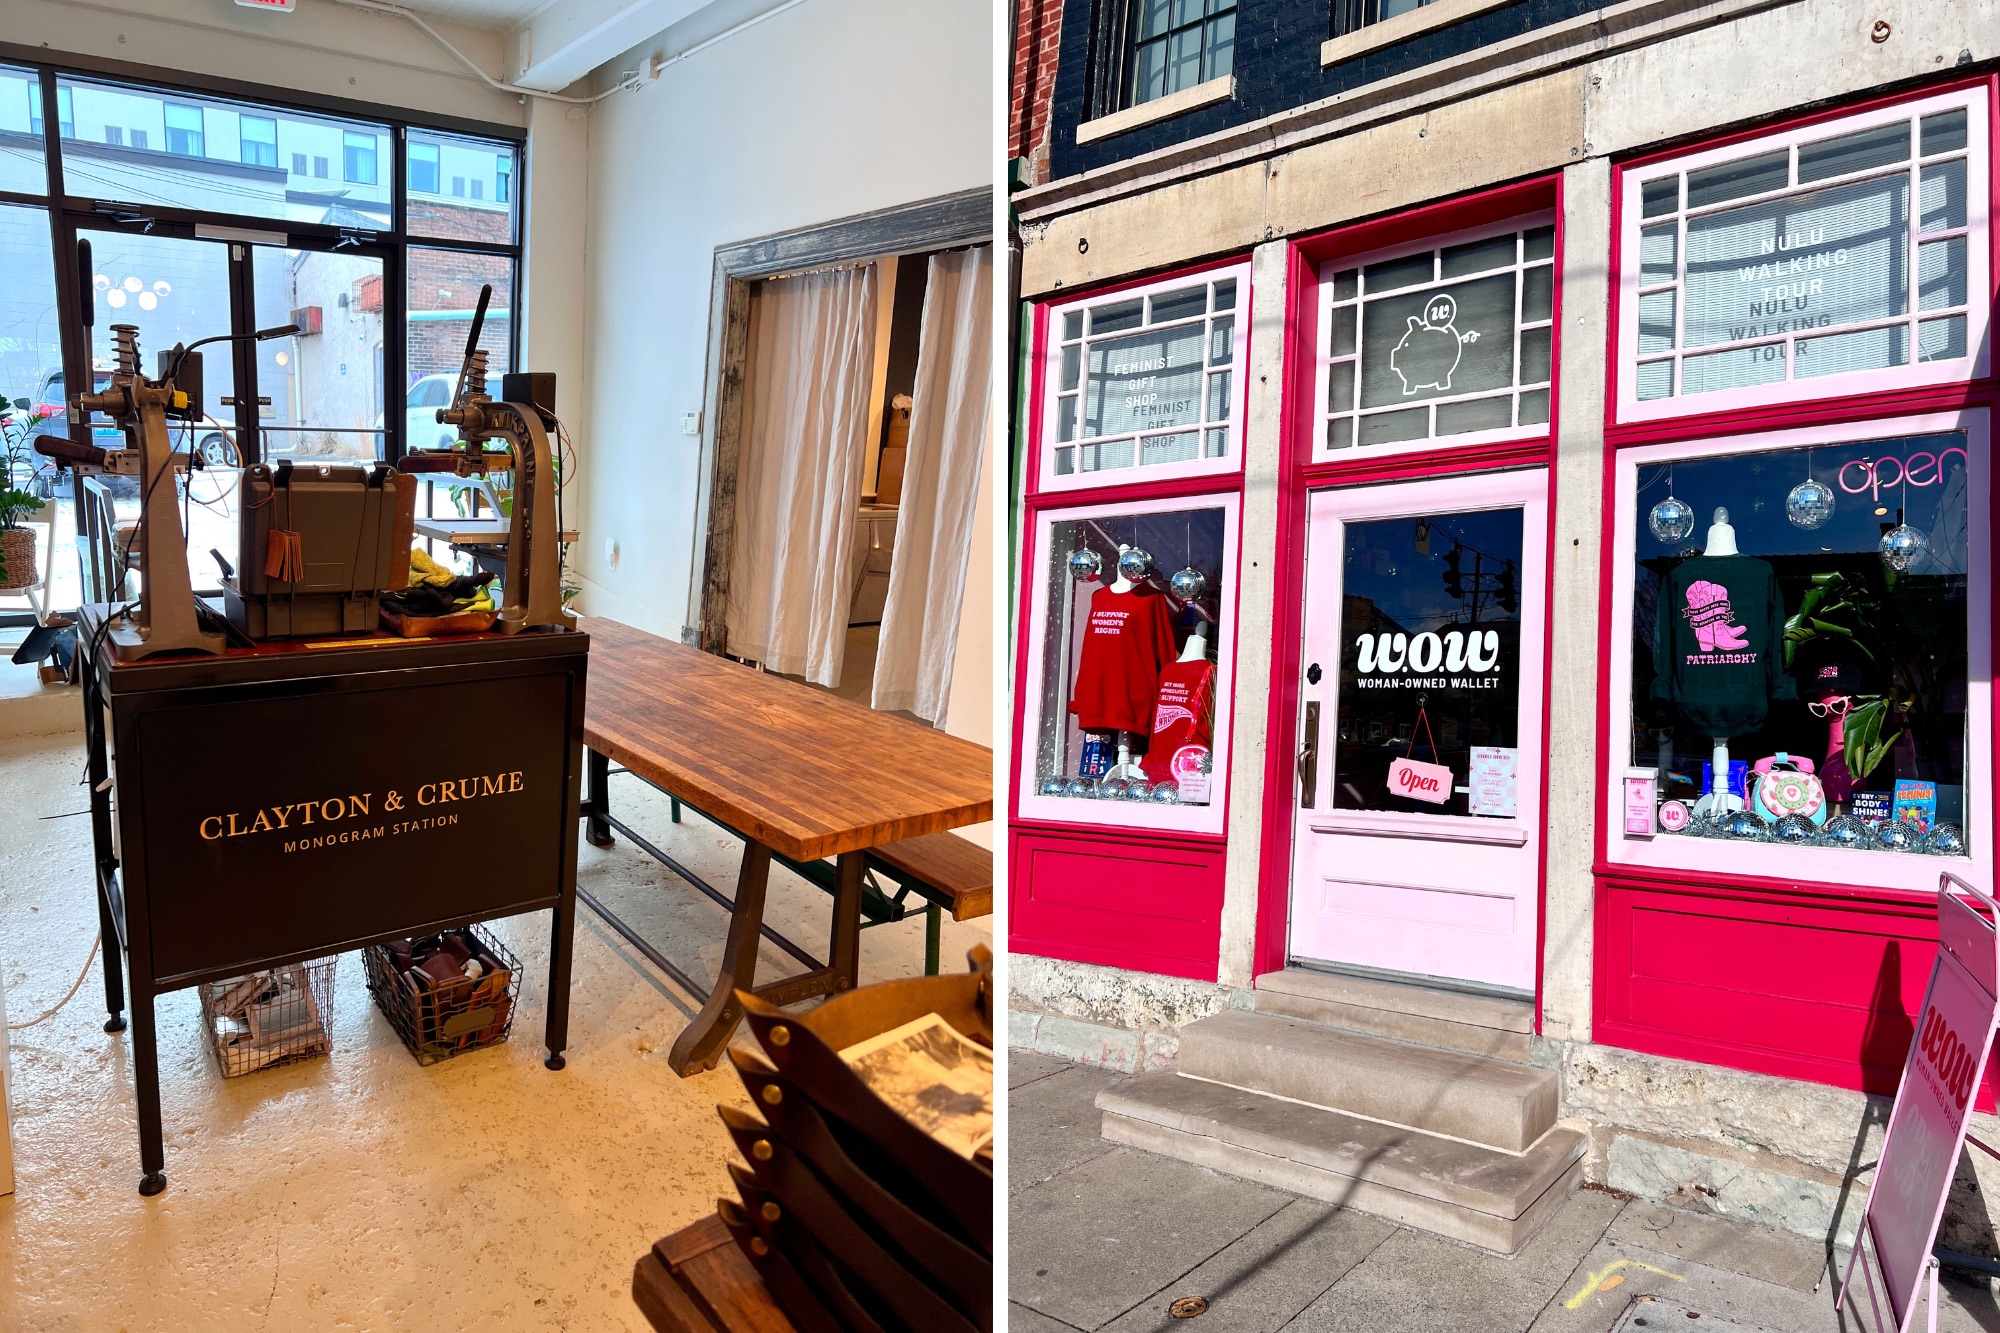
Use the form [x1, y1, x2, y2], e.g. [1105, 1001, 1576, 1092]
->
[239, 115, 277, 168]
[1332, 0, 1440, 37]
[1315, 215, 1557, 462]
[344, 129, 378, 185]
[1130, 0, 1235, 107]
[164, 103, 204, 156]
[408, 141, 439, 194]
[1039, 262, 1249, 493]
[1615, 85, 1989, 423]
[496, 158, 511, 203]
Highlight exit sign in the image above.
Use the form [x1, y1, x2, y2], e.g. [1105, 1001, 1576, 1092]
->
[234, 0, 295, 10]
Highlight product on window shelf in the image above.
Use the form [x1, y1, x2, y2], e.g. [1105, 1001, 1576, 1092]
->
[1069, 583, 1176, 734]
[1140, 655, 1216, 786]
[1652, 554, 1795, 735]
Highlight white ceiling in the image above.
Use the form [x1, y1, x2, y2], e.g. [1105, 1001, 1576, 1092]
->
[371, 0, 558, 31]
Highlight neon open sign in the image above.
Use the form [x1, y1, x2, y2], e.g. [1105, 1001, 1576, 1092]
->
[1836, 446, 1969, 502]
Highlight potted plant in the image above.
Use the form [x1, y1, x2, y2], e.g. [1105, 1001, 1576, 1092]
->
[0, 399, 46, 591]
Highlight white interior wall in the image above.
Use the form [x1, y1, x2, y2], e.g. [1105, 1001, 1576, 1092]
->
[570, 0, 991, 648]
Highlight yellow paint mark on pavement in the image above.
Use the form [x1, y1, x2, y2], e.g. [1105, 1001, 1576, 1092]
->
[1564, 1259, 1684, 1309]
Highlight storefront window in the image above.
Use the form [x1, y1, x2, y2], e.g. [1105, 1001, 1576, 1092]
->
[1626, 428, 1977, 859]
[1334, 509, 1523, 819]
[1021, 497, 1237, 832]
[1316, 218, 1555, 460]
[1039, 265, 1247, 491]
[1617, 86, 1988, 421]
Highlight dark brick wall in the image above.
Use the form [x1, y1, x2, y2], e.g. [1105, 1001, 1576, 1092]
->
[1050, 0, 1604, 180]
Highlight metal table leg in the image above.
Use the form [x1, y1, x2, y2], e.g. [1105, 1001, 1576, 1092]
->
[82, 652, 125, 1032]
[668, 840, 774, 1075]
[132, 986, 165, 1196]
[585, 746, 613, 849]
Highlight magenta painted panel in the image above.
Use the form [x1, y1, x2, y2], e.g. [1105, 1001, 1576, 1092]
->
[1009, 827, 1225, 982]
[1597, 877, 1999, 1110]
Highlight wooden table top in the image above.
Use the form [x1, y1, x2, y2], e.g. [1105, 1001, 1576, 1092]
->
[582, 616, 991, 862]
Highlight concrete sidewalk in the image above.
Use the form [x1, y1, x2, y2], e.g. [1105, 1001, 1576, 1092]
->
[1010, 1051, 2000, 1333]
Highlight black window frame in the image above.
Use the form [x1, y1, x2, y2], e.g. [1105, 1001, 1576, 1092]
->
[1331, 0, 1437, 40]
[0, 49, 526, 471]
[1087, 0, 1237, 120]
[1126, 0, 1237, 108]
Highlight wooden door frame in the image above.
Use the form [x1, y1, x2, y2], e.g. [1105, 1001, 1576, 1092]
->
[690, 187, 991, 652]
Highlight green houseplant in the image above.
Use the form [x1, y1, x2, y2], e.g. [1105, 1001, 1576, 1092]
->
[0, 401, 46, 590]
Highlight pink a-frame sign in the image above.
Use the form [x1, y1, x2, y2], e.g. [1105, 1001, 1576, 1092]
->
[1838, 873, 2000, 1333]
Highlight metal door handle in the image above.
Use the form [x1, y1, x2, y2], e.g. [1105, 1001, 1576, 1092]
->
[1297, 700, 1319, 808]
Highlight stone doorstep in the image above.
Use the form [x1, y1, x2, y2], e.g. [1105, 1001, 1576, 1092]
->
[1178, 1009, 1558, 1153]
[1099, 1072, 1586, 1254]
[1255, 967, 1537, 1063]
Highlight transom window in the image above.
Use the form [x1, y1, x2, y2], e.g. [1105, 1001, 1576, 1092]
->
[1616, 86, 1989, 422]
[1041, 263, 1248, 491]
[1129, 0, 1236, 107]
[1315, 217, 1556, 460]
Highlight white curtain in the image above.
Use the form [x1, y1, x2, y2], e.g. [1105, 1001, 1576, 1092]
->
[726, 263, 879, 685]
[873, 245, 992, 722]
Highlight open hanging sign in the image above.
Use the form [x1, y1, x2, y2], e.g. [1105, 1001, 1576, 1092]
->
[1386, 706, 1453, 806]
[1839, 873, 2000, 1333]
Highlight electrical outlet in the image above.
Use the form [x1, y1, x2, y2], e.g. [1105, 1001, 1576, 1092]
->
[682, 410, 702, 437]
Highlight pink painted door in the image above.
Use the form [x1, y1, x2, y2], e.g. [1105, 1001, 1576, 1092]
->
[1290, 470, 1549, 993]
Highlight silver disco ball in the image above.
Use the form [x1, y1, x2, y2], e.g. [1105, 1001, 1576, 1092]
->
[1722, 809, 1771, 841]
[1817, 814, 1870, 848]
[1880, 524, 1930, 573]
[1649, 496, 1695, 544]
[1773, 814, 1817, 844]
[1117, 547, 1155, 583]
[1069, 548, 1103, 581]
[1149, 782, 1181, 805]
[1876, 819, 1923, 851]
[1169, 567, 1208, 601]
[1038, 777, 1066, 797]
[1925, 824, 1967, 857]
[1061, 777, 1095, 799]
[1098, 778, 1130, 801]
[1785, 478, 1836, 530]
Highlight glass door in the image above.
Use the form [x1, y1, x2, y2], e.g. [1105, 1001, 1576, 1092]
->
[252, 241, 388, 463]
[1290, 469, 1549, 993]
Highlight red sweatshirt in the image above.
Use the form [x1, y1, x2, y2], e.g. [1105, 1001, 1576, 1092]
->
[1141, 658, 1216, 784]
[1069, 585, 1177, 734]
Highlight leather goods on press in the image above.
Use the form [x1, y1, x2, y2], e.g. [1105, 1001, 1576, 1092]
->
[225, 460, 417, 639]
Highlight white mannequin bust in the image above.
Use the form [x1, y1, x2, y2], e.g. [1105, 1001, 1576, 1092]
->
[1109, 544, 1136, 594]
[1703, 507, 1739, 557]
[1178, 626, 1209, 663]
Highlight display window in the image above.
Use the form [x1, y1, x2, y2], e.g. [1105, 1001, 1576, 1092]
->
[1017, 493, 1240, 835]
[1312, 213, 1556, 462]
[1036, 263, 1250, 493]
[1604, 411, 1991, 893]
[1614, 85, 1991, 423]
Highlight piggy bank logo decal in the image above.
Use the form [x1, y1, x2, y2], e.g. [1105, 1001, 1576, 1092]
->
[1389, 293, 1480, 395]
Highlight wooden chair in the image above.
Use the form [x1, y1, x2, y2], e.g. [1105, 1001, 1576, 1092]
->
[633, 1213, 796, 1333]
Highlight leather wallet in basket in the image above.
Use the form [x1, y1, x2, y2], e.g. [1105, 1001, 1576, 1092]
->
[722, 944, 993, 1333]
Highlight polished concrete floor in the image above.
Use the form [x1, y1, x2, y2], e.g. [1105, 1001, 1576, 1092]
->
[0, 727, 989, 1331]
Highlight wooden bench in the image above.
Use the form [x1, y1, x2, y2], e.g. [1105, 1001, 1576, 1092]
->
[633, 1213, 794, 1333]
[864, 832, 992, 974]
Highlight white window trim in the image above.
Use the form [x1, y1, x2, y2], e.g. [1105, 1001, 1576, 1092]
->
[1603, 409, 1992, 896]
[1038, 261, 1252, 495]
[1614, 85, 1991, 425]
[1312, 210, 1557, 465]
[1076, 74, 1235, 146]
[1017, 492, 1242, 837]
[1320, 0, 1517, 68]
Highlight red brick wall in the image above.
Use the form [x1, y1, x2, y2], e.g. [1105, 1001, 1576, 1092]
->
[406, 246, 514, 382]
[1010, 0, 1065, 187]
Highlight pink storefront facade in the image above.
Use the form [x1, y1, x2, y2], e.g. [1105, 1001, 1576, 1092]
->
[1010, 64, 2000, 1163]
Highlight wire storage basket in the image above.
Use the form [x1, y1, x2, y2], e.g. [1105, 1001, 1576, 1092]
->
[199, 957, 337, 1078]
[363, 924, 520, 1066]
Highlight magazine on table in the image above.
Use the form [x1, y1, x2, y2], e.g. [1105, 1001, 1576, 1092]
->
[838, 1012, 994, 1159]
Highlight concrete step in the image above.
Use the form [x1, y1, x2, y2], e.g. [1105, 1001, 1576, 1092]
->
[1254, 967, 1536, 1064]
[1098, 1072, 1585, 1254]
[1177, 1009, 1557, 1152]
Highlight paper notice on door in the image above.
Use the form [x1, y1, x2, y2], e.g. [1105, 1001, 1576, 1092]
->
[1468, 746, 1519, 818]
